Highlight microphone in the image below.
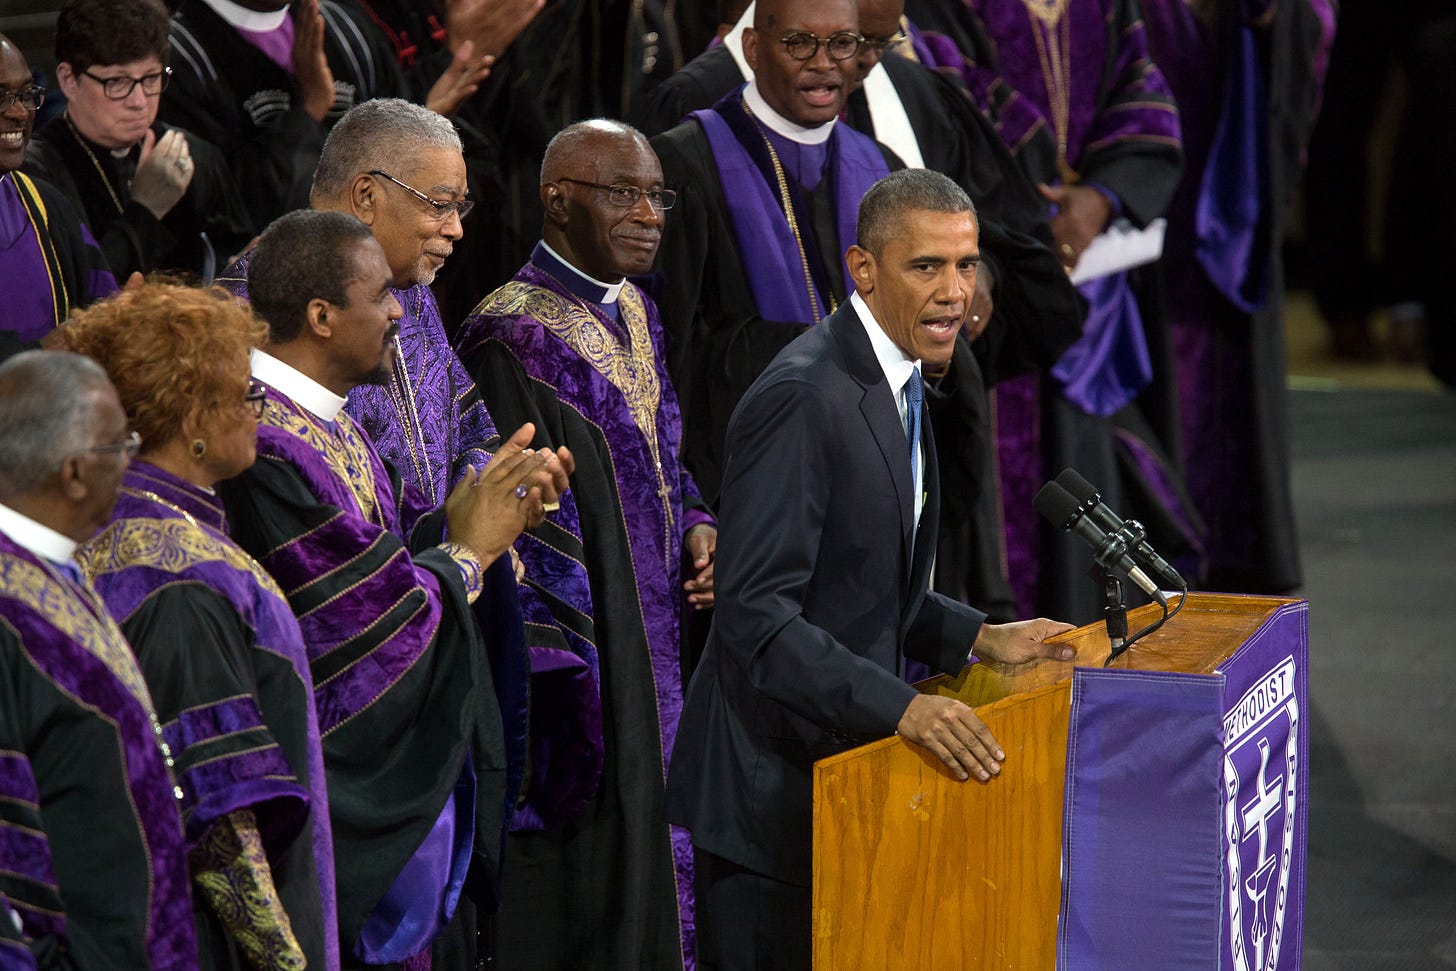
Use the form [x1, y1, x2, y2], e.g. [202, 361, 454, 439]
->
[1033, 480, 1166, 604]
[1054, 469, 1186, 591]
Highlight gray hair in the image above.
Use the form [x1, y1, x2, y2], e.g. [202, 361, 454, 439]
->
[311, 98, 463, 199]
[856, 169, 977, 257]
[541, 118, 649, 184]
[0, 351, 113, 496]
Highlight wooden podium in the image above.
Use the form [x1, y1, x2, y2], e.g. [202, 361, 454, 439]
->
[811, 593, 1308, 970]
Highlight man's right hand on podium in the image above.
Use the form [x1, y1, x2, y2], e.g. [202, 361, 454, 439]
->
[896, 695, 1003, 782]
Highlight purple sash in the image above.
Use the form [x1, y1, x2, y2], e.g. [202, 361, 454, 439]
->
[1051, 272, 1153, 417]
[691, 94, 889, 325]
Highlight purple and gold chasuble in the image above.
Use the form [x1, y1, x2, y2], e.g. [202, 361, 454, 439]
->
[80, 462, 339, 971]
[217, 382, 518, 964]
[457, 255, 715, 969]
[0, 529, 196, 970]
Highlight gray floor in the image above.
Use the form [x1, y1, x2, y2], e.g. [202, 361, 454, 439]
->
[1292, 387, 1456, 968]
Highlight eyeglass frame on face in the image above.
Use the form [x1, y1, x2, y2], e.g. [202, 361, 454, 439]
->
[80, 66, 172, 101]
[861, 31, 909, 55]
[367, 170, 476, 222]
[555, 178, 677, 212]
[0, 84, 45, 113]
[778, 30, 864, 62]
[66, 430, 142, 465]
[243, 381, 268, 419]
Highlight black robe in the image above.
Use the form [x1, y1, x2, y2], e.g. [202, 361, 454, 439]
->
[24, 118, 254, 280]
[162, 0, 409, 227]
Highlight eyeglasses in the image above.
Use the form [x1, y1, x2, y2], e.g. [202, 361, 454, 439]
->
[556, 178, 677, 211]
[244, 381, 268, 418]
[779, 30, 863, 61]
[0, 84, 45, 113]
[81, 66, 172, 101]
[367, 170, 476, 221]
[861, 31, 909, 55]
[74, 430, 142, 461]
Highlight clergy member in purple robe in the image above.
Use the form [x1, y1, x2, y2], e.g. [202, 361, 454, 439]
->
[917, 0, 1190, 623]
[0, 351, 196, 970]
[220, 209, 572, 967]
[62, 283, 339, 970]
[218, 97, 496, 509]
[649, 0, 897, 503]
[0, 34, 116, 359]
[457, 119, 716, 971]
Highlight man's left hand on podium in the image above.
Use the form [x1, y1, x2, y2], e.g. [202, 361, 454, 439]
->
[973, 618, 1077, 665]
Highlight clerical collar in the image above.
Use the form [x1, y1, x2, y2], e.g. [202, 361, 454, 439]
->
[201, 0, 290, 32]
[0, 501, 79, 565]
[533, 240, 625, 305]
[251, 348, 347, 422]
[743, 79, 835, 145]
[723, 3, 754, 80]
[851, 291, 920, 391]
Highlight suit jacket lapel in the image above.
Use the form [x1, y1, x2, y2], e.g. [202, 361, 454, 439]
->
[832, 305, 916, 563]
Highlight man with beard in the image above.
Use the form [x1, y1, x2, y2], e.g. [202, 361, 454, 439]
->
[0, 34, 115, 358]
[456, 119, 715, 969]
[220, 98, 493, 510]
[223, 208, 572, 967]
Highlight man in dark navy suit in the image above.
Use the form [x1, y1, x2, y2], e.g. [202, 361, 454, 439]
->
[665, 168, 1076, 969]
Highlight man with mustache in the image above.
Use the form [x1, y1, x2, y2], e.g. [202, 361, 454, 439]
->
[455, 119, 715, 969]
[0, 33, 115, 359]
[221, 98, 493, 511]
[225, 208, 572, 967]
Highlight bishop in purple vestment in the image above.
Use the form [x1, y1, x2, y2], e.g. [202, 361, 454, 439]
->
[457, 121, 716, 971]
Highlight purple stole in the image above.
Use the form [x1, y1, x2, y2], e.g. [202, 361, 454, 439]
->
[1, 173, 70, 342]
[0, 530, 196, 969]
[691, 89, 889, 324]
[82, 462, 340, 971]
[1194, 0, 1334, 312]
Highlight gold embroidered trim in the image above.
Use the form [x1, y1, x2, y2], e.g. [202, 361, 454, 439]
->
[80, 504, 285, 603]
[261, 403, 384, 527]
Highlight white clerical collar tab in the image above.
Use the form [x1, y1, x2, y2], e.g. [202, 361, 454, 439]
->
[251, 348, 348, 422]
[538, 240, 625, 304]
[0, 501, 79, 565]
[201, 0, 291, 33]
[744, 80, 835, 145]
[724, 3, 753, 81]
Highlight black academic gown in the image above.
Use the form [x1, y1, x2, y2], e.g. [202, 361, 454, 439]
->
[162, 0, 410, 226]
[24, 118, 253, 280]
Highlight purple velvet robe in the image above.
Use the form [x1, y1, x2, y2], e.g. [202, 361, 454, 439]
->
[0, 528, 196, 970]
[218, 254, 498, 506]
[80, 462, 339, 971]
[216, 385, 520, 962]
[457, 262, 714, 969]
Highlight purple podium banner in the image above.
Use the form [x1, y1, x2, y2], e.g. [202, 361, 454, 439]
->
[1057, 599, 1309, 969]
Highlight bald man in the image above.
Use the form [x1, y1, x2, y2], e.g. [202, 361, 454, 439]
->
[455, 118, 712, 971]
